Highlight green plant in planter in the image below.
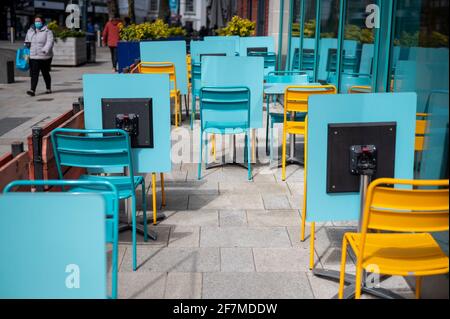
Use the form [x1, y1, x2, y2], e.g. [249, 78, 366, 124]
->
[119, 19, 182, 41]
[217, 16, 256, 37]
[169, 26, 187, 37]
[47, 21, 85, 40]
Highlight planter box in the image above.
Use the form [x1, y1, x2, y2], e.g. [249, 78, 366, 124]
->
[52, 37, 87, 66]
[118, 41, 141, 73]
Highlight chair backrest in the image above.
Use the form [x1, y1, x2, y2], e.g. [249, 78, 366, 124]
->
[131, 61, 178, 91]
[0, 179, 119, 299]
[362, 178, 449, 234]
[267, 71, 308, 84]
[191, 62, 202, 96]
[199, 86, 251, 131]
[348, 85, 372, 94]
[415, 113, 428, 151]
[51, 128, 134, 182]
[284, 85, 337, 115]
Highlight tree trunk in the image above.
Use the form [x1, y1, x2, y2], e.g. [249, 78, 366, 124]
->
[128, 0, 135, 23]
[107, 0, 119, 18]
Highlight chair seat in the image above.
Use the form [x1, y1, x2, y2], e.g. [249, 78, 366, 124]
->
[285, 121, 306, 135]
[346, 232, 449, 276]
[73, 175, 143, 199]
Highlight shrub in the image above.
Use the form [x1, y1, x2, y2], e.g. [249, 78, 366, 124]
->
[47, 21, 85, 40]
[119, 19, 186, 41]
[217, 16, 256, 37]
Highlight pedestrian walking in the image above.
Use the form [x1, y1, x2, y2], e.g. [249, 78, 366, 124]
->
[102, 15, 122, 72]
[24, 15, 54, 97]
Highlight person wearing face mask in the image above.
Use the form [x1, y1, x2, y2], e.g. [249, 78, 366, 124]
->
[24, 15, 54, 96]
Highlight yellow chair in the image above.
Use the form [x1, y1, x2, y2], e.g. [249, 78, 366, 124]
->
[338, 178, 449, 299]
[187, 54, 192, 106]
[348, 85, 371, 94]
[415, 113, 428, 152]
[282, 85, 336, 182]
[131, 62, 182, 127]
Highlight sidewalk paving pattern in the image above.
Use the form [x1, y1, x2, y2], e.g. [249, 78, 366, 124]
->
[0, 43, 415, 299]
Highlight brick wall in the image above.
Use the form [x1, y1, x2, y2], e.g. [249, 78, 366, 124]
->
[237, 0, 270, 36]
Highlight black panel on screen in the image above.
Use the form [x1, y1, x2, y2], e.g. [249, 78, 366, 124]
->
[200, 53, 226, 62]
[326, 122, 397, 193]
[101, 98, 153, 148]
[247, 47, 268, 55]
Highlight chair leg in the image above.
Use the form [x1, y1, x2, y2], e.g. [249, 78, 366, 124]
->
[282, 129, 287, 181]
[309, 222, 315, 270]
[415, 276, 422, 299]
[174, 95, 179, 127]
[191, 95, 196, 130]
[178, 93, 182, 124]
[338, 236, 349, 299]
[247, 131, 252, 180]
[251, 129, 256, 163]
[205, 132, 209, 166]
[355, 266, 363, 299]
[151, 173, 157, 225]
[131, 195, 137, 271]
[211, 134, 216, 161]
[160, 173, 166, 207]
[198, 130, 203, 180]
[265, 95, 270, 155]
[269, 118, 274, 165]
[141, 180, 148, 242]
[112, 226, 118, 299]
[301, 136, 307, 242]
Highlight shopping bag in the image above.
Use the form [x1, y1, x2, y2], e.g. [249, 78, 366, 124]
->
[16, 47, 30, 71]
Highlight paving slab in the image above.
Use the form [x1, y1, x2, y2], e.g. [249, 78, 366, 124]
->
[160, 210, 219, 227]
[164, 272, 203, 299]
[120, 246, 220, 273]
[116, 272, 166, 299]
[220, 248, 255, 272]
[262, 194, 292, 210]
[200, 226, 292, 248]
[247, 210, 300, 227]
[168, 226, 200, 247]
[202, 272, 314, 299]
[219, 210, 248, 227]
[253, 248, 310, 272]
[188, 194, 264, 210]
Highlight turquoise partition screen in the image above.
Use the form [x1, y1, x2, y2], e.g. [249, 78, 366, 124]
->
[139, 41, 188, 95]
[83, 74, 171, 173]
[190, 40, 236, 63]
[306, 92, 417, 222]
[0, 193, 107, 298]
[201, 56, 264, 129]
[238, 36, 275, 56]
[204, 36, 240, 53]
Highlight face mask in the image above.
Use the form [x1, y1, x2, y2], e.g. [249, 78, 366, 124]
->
[34, 22, 43, 29]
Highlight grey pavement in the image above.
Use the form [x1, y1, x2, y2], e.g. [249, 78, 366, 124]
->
[0, 41, 417, 299]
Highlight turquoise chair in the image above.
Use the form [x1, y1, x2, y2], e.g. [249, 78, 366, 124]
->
[248, 51, 277, 81]
[265, 71, 308, 163]
[1, 179, 119, 299]
[50, 128, 146, 272]
[190, 61, 201, 129]
[198, 87, 252, 180]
